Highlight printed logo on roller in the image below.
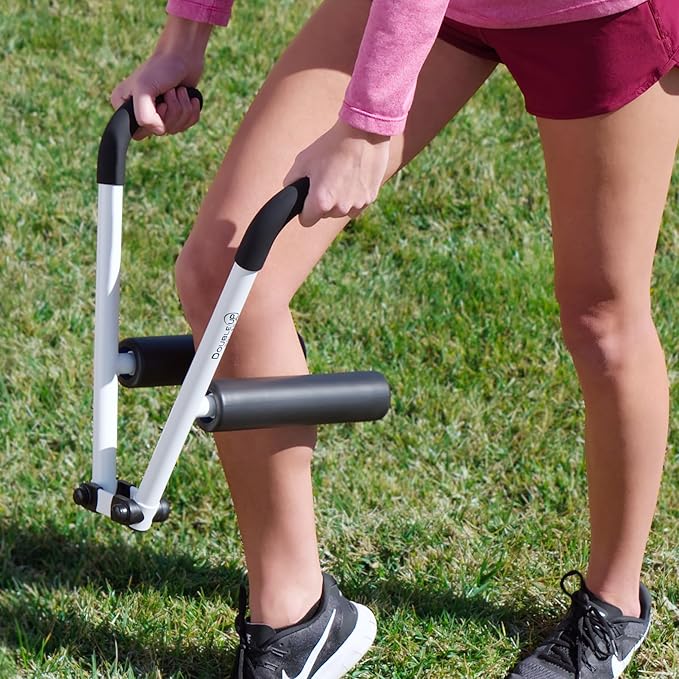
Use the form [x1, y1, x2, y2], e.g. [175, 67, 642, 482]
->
[211, 312, 239, 360]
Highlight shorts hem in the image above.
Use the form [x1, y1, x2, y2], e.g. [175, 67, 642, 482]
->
[527, 55, 679, 120]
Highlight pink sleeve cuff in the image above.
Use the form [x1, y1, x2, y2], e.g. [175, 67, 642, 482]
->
[166, 0, 233, 26]
[339, 102, 406, 137]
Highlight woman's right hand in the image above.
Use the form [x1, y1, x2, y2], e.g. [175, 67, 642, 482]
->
[110, 16, 212, 140]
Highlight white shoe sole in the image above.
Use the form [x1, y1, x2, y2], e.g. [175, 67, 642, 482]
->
[314, 603, 377, 679]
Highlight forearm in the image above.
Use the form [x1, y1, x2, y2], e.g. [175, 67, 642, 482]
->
[155, 15, 213, 62]
[340, 0, 449, 136]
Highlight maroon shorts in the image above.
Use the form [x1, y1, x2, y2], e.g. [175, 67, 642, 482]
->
[437, 0, 679, 119]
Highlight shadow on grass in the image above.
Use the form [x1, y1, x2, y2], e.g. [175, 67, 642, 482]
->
[0, 519, 241, 596]
[1, 595, 234, 678]
[0, 518, 241, 676]
[345, 575, 550, 643]
[0, 519, 548, 677]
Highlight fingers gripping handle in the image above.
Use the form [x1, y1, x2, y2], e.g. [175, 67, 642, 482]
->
[96, 88, 204, 185]
[234, 177, 310, 272]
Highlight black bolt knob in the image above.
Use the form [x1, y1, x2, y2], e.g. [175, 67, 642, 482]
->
[111, 503, 129, 524]
[73, 485, 90, 506]
[110, 495, 144, 526]
[73, 482, 101, 511]
[153, 498, 171, 523]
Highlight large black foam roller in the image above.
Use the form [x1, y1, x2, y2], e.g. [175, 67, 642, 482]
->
[198, 372, 390, 432]
[118, 335, 196, 388]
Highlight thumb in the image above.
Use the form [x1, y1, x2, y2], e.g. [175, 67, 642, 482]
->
[134, 92, 166, 135]
[298, 190, 323, 228]
[284, 163, 317, 226]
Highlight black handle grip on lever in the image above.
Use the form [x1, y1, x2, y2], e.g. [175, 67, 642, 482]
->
[96, 88, 203, 185]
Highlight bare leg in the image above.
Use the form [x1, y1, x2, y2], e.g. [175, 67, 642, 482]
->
[176, 0, 496, 627]
[537, 69, 679, 616]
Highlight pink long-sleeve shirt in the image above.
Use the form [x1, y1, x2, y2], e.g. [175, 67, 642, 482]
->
[167, 0, 647, 134]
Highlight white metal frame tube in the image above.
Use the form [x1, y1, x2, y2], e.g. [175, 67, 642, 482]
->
[92, 184, 123, 493]
[131, 263, 257, 530]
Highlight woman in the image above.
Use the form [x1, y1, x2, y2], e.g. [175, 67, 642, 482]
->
[112, 0, 679, 676]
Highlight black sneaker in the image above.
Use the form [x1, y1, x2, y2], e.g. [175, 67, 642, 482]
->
[507, 570, 651, 679]
[231, 573, 377, 678]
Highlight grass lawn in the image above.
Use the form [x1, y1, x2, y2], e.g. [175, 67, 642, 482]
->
[1, 0, 677, 677]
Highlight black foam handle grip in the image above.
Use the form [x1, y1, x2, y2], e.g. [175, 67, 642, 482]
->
[97, 88, 203, 185]
[118, 335, 196, 388]
[198, 371, 390, 432]
[234, 177, 310, 272]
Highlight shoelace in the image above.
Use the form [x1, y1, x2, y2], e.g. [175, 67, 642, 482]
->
[233, 583, 290, 676]
[537, 571, 620, 677]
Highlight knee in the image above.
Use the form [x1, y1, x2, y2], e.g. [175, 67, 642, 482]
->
[175, 234, 293, 334]
[175, 235, 230, 332]
[557, 296, 653, 378]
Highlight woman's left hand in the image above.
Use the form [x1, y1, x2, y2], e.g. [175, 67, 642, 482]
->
[284, 119, 391, 227]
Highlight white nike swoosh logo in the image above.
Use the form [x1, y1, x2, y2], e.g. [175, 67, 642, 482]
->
[611, 652, 633, 678]
[610, 618, 651, 678]
[282, 608, 336, 679]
